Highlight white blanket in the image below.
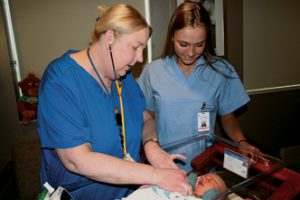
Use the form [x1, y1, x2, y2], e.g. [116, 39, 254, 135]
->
[122, 186, 244, 200]
[123, 186, 200, 200]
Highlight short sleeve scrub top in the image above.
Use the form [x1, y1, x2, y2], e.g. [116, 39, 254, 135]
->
[137, 56, 250, 172]
[38, 50, 145, 199]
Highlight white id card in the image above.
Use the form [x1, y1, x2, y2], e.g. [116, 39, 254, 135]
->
[223, 148, 250, 178]
[198, 112, 210, 132]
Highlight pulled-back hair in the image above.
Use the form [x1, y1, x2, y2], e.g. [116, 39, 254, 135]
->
[92, 3, 152, 42]
[162, 1, 214, 58]
[162, 1, 233, 78]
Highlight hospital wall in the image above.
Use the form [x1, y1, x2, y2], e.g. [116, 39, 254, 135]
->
[224, 0, 300, 172]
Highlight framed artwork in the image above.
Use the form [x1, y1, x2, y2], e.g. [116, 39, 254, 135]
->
[176, 0, 224, 56]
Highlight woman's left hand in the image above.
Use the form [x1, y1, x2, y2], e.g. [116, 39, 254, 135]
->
[143, 141, 186, 169]
[238, 140, 262, 163]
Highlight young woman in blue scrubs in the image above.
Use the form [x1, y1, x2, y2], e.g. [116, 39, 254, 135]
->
[38, 4, 192, 199]
[138, 1, 258, 172]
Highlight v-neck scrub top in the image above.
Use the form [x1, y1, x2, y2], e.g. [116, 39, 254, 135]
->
[38, 50, 145, 199]
[137, 56, 250, 172]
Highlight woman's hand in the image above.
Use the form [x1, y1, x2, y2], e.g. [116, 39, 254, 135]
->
[143, 140, 186, 169]
[151, 167, 193, 196]
[238, 140, 266, 165]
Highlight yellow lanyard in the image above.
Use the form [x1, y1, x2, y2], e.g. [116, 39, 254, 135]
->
[87, 47, 133, 161]
[115, 80, 127, 157]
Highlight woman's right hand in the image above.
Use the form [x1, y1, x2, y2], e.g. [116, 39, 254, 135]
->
[150, 167, 193, 196]
[144, 140, 186, 169]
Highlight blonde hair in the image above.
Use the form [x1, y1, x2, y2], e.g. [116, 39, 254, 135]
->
[92, 3, 152, 43]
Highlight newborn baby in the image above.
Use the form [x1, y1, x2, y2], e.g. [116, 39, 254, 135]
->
[193, 173, 228, 200]
[123, 173, 228, 200]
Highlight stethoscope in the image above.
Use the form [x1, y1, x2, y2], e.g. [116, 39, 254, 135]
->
[87, 44, 133, 161]
[109, 44, 133, 161]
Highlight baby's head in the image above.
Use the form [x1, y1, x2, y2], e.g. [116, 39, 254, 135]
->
[194, 173, 227, 200]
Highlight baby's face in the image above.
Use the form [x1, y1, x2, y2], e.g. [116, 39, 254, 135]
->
[193, 174, 226, 197]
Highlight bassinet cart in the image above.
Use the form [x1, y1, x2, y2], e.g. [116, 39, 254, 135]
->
[162, 133, 300, 200]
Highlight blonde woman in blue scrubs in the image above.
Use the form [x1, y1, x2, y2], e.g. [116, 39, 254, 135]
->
[138, 1, 257, 172]
[38, 3, 192, 199]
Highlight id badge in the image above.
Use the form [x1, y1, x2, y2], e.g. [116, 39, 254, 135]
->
[198, 112, 210, 132]
[223, 148, 250, 178]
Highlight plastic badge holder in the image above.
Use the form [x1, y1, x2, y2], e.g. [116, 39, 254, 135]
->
[161, 133, 284, 200]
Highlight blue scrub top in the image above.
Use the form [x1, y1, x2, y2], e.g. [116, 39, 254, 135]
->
[137, 56, 250, 172]
[38, 50, 145, 199]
